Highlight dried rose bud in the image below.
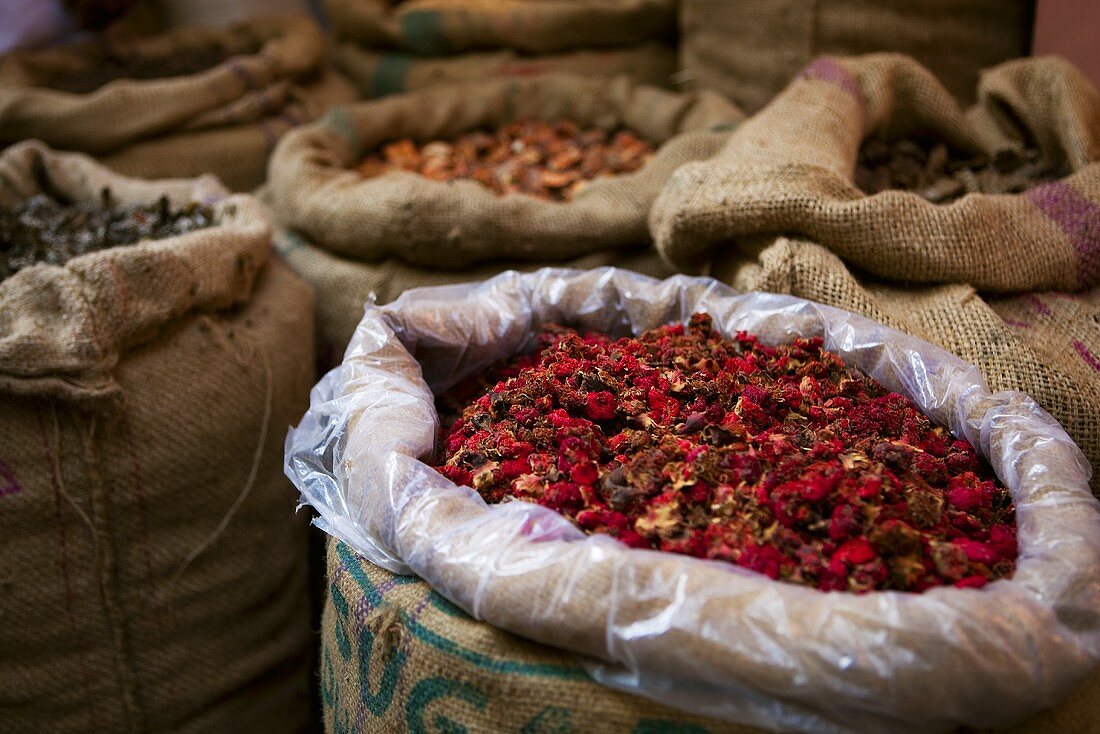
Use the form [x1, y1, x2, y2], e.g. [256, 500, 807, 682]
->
[433, 314, 1017, 594]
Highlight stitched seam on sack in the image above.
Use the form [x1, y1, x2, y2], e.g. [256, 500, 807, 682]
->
[81, 409, 145, 731]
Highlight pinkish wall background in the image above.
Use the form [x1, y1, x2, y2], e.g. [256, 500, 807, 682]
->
[1032, 0, 1100, 87]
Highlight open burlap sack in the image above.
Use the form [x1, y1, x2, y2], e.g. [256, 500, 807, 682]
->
[679, 0, 1033, 113]
[713, 236, 1100, 496]
[268, 74, 742, 270]
[0, 142, 315, 732]
[99, 66, 358, 192]
[286, 268, 1100, 733]
[333, 41, 676, 98]
[652, 55, 1100, 294]
[325, 0, 675, 55]
[0, 14, 358, 191]
[273, 228, 673, 364]
[323, 541, 1100, 734]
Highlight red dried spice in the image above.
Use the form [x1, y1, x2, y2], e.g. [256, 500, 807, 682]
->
[434, 314, 1017, 593]
[356, 118, 654, 201]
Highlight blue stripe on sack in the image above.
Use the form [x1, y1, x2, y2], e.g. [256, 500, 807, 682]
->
[371, 54, 415, 98]
[401, 11, 448, 55]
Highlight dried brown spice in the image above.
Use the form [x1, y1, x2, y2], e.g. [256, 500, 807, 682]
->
[434, 314, 1017, 594]
[855, 137, 1068, 203]
[356, 118, 655, 201]
[0, 187, 215, 280]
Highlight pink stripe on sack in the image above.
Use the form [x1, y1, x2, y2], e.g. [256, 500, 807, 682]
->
[1027, 181, 1100, 288]
[226, 59, 257, 91]
[1025, 294, 1053, 317]
[0, 459, 21, 497]
[1074, 340, 1100, 373]
[799, 57, 863, 103]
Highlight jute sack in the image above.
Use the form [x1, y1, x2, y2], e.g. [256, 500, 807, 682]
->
[333, 42, 676, 99]
[679, 0, 1033, 113]
[713, 235, 1100, 495]
[321, 539, 765, 734]
[651, 54, 1100, 294]
[0, 142, 315, 732]
[324, 0, 675, 55]
[323, 541, 1100, 734]
[267, 74, 743, 270]
[0, 14, 358, 191]
[273, 228, 673, 365]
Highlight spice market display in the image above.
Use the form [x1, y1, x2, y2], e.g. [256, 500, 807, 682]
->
[435, 313, 1016, 593]
[5, 4, 1100, 734]
[356, 118, 655, 201]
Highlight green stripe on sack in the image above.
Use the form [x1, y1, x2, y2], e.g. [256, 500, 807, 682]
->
[337, 543, 589, 681]
[401, 11, 448, 55]
[372, 54, 415, 98]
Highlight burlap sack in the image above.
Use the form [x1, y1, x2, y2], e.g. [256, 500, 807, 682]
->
[679, 0, 1033, 113]
[324, 0, 675, 55]
[268, 74, 743, 270]
[273, 228, 673, 363]
[333, 42, 676, 98]
[712, 235, 1100, 495]
[652, 55, 1100, 294]
[0, 142, 315, 732]
[0, 14, 358, 191]
[323, 542, 1100, 734]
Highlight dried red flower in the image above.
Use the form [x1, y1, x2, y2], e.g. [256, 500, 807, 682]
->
[434, 314, 1017, 593]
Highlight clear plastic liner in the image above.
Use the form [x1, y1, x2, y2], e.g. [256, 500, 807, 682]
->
[285, 268, 1100, 734]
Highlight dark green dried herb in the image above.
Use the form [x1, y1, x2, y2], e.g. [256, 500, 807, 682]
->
[0, 187, 215, 280]
[855, 137, 1068, 203]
